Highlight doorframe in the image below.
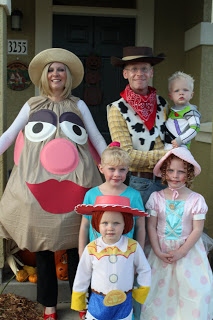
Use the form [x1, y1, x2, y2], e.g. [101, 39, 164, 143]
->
[35, 0, 154, 53]
[35, 0, 154, 94]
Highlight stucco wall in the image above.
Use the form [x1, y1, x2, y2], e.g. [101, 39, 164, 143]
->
[191, 141, 213, 237]
[6, 0, 35, 173]
[185, 46, 213, 123]
[153, 0, 185, 105]
[199, 46, 213, 121]
[209, 128, 213, 238]
[184, 0, 204, 28]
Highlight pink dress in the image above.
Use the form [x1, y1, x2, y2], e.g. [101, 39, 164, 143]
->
[141, 190, 213, 320]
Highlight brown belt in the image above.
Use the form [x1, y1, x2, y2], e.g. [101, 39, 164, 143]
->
[131, 171, 161, 180]
[91, 289, 133, 296]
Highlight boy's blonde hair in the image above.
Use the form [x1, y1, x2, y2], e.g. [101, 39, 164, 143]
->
[39, 63, 73, 99]
[168, 71, 194, 92]
[101, 146, 130, 167]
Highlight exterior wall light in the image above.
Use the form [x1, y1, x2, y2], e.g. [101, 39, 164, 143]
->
[11, 9, 23, 31]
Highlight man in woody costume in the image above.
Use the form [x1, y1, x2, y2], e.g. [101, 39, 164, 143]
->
[107, 46, 168, 206]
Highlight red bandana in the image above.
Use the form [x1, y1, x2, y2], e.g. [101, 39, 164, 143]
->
[120, 84, 157, 131]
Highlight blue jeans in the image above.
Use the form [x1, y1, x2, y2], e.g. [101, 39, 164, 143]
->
[129, 174, 166, 207]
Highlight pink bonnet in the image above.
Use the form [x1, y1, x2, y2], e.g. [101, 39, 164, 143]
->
[153, 147, 201, 177]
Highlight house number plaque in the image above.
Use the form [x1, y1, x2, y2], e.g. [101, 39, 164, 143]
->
[8, 40, 28, 55]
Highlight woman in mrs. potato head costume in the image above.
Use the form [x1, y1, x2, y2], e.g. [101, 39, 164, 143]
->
[0, 48, 107, 319]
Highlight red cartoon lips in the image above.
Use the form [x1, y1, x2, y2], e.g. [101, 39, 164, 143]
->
[26, 179, 90, 214]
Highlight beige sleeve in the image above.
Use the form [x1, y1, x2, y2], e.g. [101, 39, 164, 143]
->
[107, 105, 167, 171]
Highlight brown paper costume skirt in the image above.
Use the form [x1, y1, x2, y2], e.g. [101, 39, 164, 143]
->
[0, 96, 102, 252]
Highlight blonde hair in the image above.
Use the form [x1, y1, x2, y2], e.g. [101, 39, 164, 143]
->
[101, 146, 130, 167]
[39, 63, 73, 99]
[168, 71, 194, 92]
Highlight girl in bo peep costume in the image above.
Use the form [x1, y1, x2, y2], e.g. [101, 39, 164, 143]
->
[141, 147, 213, 320]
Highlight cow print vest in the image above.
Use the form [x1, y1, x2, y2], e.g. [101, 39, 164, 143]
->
[111, 95, 167, 151]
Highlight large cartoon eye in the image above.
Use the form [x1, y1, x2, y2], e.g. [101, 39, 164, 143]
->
[60, 112, 88, 145]
[25, 110, 57, 142]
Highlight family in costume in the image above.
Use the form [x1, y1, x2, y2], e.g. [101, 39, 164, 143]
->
[0, 42, 211, 320]
[72, 195, 151, 320]
[165, 71, 201, 150]
[141, 147, 213, 320]
[0, 48, 107, 319]
[78, 143, 146, 262]
[107, 46, 168, 206]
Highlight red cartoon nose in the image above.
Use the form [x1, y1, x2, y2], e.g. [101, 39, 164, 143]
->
[40, 138, 79, 175]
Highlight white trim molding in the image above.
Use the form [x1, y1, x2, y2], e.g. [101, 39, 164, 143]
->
[53, 5, 137, 17]
[195, 122, 212, 144]
[0, 0, 11, 15]
[185, 22, 213, 51]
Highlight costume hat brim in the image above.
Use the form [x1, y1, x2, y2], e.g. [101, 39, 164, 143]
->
[153, 147, 201, 177]
[111, 54, 165, 67]
[111, 46, 165, 67]
[75, 204, 148, 217]
[75, 195, 148, 217]
[28, 48, 84, 89]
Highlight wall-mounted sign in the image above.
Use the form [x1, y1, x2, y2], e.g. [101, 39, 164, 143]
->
[8, 40, 28, 55]
[7, 61, 31, 91]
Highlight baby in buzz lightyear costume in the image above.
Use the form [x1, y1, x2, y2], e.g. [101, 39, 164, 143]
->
[71, 195, 151, 320]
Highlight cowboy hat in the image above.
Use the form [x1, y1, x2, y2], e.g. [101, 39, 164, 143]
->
[111, 46, 165, 67]
[75, 195, 148, 217]
[153, 147, 201, 177]
[28, 48, 84, 89]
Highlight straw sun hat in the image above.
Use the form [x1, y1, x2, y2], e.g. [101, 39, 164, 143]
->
[111, 46, 166, 67]
[75, 195, 148, 217]
[153, 147, 201, 177]
[28, 48, 84, 89]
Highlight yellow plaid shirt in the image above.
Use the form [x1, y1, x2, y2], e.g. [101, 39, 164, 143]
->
[107, 105, 167, 172]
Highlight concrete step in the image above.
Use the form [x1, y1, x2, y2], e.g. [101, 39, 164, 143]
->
[0, 269, 71, 303]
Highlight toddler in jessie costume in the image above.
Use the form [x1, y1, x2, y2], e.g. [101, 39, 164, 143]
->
[71, 195, 151, 320]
